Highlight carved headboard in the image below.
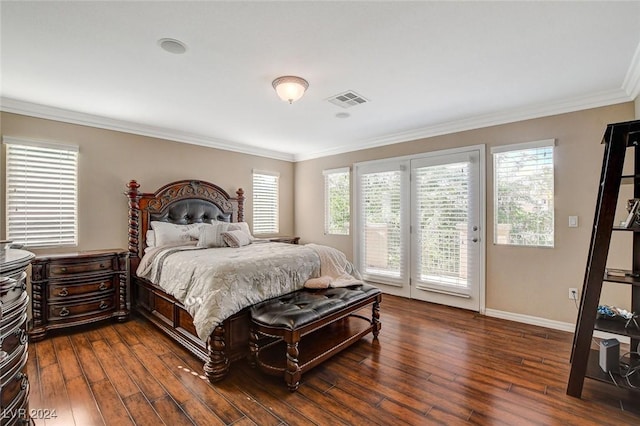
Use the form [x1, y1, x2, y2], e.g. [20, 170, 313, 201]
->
[125, 179, 245, 270]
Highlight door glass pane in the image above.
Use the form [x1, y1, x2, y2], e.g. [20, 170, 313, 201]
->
[360, 170, 403, 281]
[415, 161, 470, 290]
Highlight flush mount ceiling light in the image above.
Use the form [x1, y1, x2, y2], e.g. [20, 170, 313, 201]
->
[272, 76, 309, 104]
[158, 38, 187, 54]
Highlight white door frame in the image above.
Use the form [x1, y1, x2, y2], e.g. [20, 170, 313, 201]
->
[353, 145, 486, 314]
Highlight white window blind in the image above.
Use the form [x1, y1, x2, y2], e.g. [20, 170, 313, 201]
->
[252, 170, 279, 234]
[492, 139, 555, 247]
[4, 137, 79, 247]
[323, 167, 350, 235]
[355, 162, 408, 286]
[412, 157, 475, 293]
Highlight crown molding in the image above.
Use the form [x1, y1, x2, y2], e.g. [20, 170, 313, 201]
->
[623, 40, 640, 100]
[0, 97, 295, 162]
[1, 87, 634, 164]
[294, 88, 632, 161]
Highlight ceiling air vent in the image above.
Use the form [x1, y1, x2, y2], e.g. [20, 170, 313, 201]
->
[327, 91, 369, 109]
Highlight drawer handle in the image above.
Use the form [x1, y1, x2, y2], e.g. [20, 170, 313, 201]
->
[100, 263, 106, 268]
[58, 287, 69, 297]
[59, 307, 70, 317]
[60, 267, 67, 272]
[99, 301, 109, 310]
[16, 329, 28, 345]
[17, 372, 29, 390]
[99, 282, 108, 291]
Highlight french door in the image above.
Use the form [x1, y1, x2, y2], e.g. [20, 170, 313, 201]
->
[354, 146, 485, 312]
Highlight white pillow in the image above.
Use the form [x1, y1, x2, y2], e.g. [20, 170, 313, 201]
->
[196, 222, 231, 248]
[222, 230, 252, 248]
[150, 221, 204, 247]
[228, 222, 254, 241]
[146, 230, 156, 248]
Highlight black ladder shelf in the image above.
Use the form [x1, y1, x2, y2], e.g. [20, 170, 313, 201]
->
[567, 119, 640, 397]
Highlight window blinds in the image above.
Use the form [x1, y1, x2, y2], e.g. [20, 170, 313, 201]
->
[492, 140, 554, 247]
[5, 138, 79, 247]
[323, 167, 350, 235]
[356, 164, 407, 286]
[413, 160, 472, 291]
[252, 170, 279, 234]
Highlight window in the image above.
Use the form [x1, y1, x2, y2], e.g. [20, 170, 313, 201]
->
[492, 139, 555, 247]
[252, 170, 279, 234]
[323, 167, 350, 235]
[4, 137, 79, 247]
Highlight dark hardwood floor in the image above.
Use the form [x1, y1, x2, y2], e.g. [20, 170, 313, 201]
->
[26, 295, 640, 425]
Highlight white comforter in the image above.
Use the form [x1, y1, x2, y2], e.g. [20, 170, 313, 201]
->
[137, 242, 320, 340]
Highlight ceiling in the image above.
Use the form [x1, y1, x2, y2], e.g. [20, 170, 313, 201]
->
[2, 1, 640, 162]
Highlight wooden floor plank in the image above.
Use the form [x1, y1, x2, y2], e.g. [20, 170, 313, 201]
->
[90, 379, 135, 426]
[151, 395, 195, 426]
[109, 341, 168, 402]
[65, 375, 105, 426]
[179, 399, 226, 426]
[38, 363, 75, 426]
[122, 392, 165, 426]
[69, 333, 107, 384]
[35, 338, 57, 369]
[51, 335, 84, 381]
[157, 351, 244, 424]
[128, 343, 194, 405]
[91, 339, 140, 399]
[26, 294, 640, 426]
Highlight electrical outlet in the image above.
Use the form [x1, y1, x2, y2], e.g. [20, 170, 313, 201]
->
[569, 288, 579, 300]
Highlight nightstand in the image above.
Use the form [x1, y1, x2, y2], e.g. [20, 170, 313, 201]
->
[268, 236, 300, 244]
[29, 249, 128, 341]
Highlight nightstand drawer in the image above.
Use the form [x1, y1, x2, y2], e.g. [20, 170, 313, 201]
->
[48, 296, 115, 322]
[48, 277, 114, 300]
[49, 258, 113, 276]
[0, 314, 28, 364]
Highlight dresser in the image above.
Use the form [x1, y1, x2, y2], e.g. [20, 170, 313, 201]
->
[1, 248, 34, 425]
[29, 249, 128, 341]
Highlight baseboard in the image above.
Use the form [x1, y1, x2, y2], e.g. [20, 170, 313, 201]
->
[484, 308, 630, 344]
[484, 308, 575, 332]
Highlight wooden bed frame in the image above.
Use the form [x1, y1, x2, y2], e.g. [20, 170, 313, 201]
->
[125, 179, 249, 382]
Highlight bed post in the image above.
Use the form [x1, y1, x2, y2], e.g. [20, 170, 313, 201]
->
[204, 325, 230, 382]
[236, 188, 245, 222]
[125, 180, 141, 272]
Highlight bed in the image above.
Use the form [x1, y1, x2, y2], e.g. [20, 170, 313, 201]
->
[125, 179, 330, 382]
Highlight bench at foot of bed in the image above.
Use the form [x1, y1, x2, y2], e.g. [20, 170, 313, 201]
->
[249, 284, 381, 391]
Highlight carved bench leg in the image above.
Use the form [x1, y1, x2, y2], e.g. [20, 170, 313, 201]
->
[285, 340, 301, 392]
[372, 298, 381, 338]
[204, 325, 229, 383]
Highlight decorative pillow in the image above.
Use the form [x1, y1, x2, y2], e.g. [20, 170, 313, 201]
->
[227, 222, 254, 241]
[221, 230, 252, 248]
[196, 222, 231, 248]
[150, 221, 204, 247]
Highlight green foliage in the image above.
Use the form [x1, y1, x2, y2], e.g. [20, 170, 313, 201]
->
[327, 172, 350, 235]
[495, 148, 554, 247]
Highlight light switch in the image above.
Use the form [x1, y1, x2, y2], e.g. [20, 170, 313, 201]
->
[569, 216, 578, 228]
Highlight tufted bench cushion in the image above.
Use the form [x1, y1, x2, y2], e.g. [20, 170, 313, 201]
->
[249, 284, 381, 391]
[251, 284, 381, 330]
